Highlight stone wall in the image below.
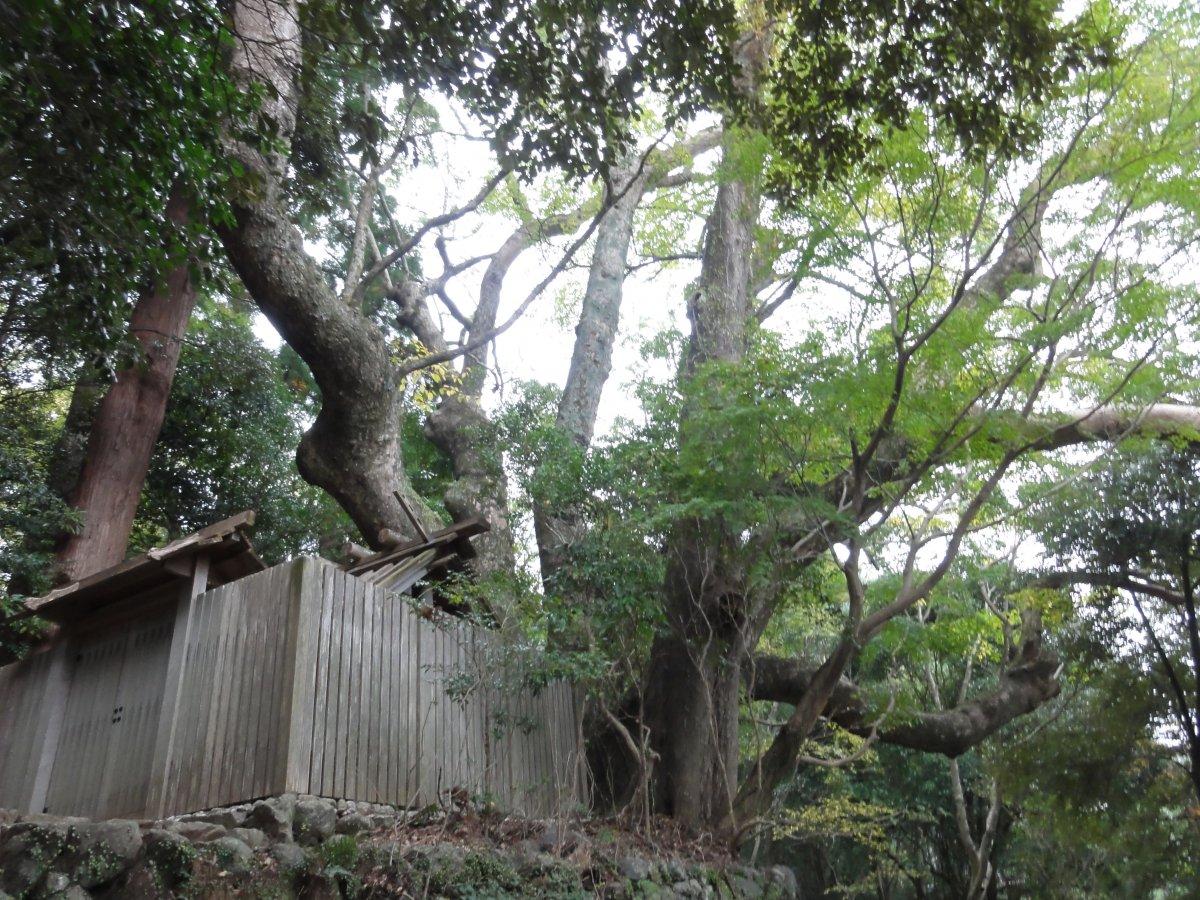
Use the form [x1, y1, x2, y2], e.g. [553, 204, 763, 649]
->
[0, 797, 799, 898]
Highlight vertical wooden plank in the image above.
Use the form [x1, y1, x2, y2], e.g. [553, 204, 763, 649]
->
[207, 582, 238, 809]
[378, 587, 391, 802]
[518, 675, 533, 814]
[340, 573, 360, 799]
[380, 594, 394, 804]
[554, 684, 571, 810]
[261, 561, 294, 796]
[163, 588, 200, 814]
[337, 571, 358, 799]
[414, 609, 431, 805]
[539, 690, 554, 814]
[176, 584, 218, 814]
[321, 568, 347, 796]
[450, 625, 467, 792]
[285, 558, 323, 795]
[397, 602, 416, 806]
[428, 620, 442, 802]
[428, 618, 444, 804]
[193, 582, 224, 810]
[341, 572, 357, 801]
[306, 563, 333, 794]
[148, 557, 210, 818]
[469, 631, 487, 799]
[25, 639, 73, 814]
[360, 580, 378, 802]
[0, 654, 52, 809]
[353, 578, 371, 802]
[369, 586, 385, 803]
[241, 570, 271, 801]
[200, 583, 237, 809]
[219, 585, 252, 807]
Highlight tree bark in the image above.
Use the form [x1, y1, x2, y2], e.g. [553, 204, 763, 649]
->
[534, 158, 650, 587]
[534, 128, 723, 590]
[219, 0, 435, 550]
[638, 137, 764, 829]
[53, 187, 197, 582]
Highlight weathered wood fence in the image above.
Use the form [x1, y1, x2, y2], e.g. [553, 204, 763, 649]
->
[0, 558, 581, 820]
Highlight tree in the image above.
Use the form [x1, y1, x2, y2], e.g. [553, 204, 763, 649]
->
[1039, 443, 1200, 805]
[0, 0, 245, 581]
[208, 0, 1114, 837]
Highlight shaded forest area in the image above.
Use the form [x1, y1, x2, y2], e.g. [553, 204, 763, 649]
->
[2, 0, 1199, 894]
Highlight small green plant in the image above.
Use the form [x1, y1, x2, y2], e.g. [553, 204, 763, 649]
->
[318, 834, 360, 871]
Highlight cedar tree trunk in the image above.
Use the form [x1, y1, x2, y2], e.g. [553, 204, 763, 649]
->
[54, 187, 197, 582]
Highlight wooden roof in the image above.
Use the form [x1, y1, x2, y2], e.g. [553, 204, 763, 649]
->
[24, 513, 490, 626]
[344, 517, 490, 613]
[344, 517, 487, 579]
[25, 511, 264, 623]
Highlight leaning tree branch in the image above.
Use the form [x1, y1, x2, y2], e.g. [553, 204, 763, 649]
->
[748, 620, 1062, 759]
[1031, 569, 1185, 606]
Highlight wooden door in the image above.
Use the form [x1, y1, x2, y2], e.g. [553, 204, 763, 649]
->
[97, 613, 174, 818]
[44, 609, 174, 819]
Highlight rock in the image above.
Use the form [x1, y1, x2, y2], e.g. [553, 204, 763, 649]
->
[176, 808, 244, 829]
[269, 841, 310, 875]
[662, 860, 689, 883]
[334, 812, 371, 835]
[45, 887, 89, 900]
[37, 871, 72, 897]
[726, 869, 764, 899]
[64, 819, 142, 888]
[633, 879, 665, 898]
[208, 836, 254, 876]
[293, 798, 337, 846]
[167, 820, 226, 843]
[301, 871, 343, 900]
[230, 827, 268, 850]
[618, 854, 654, 882]
[673, 880, 714, 899]
[243, 795, 295, 842]
[119, 862, 168, 900]
[765, 866, 798, 899]
[19, 814, 87, 827]
[0, 823, 72, 896]
[143, 828, 196, 890]
[536, 822, 584, 854]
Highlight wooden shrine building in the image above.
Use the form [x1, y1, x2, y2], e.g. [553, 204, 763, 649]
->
[0, 513, 579, 821]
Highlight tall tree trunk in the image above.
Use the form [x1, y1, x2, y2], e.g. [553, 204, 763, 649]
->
[532, 128, 724, 596]
[53, 187, 197, 582]
[219, 0, 435, 550]
[535, 158, 649, 588]
[639, 149, 763, 828]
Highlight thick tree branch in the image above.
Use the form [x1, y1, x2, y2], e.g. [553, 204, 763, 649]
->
[748, 629, 1061, 759]
[1032, 569, 1185, 606]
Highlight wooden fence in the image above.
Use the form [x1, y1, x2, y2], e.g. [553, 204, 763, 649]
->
[0, 558, 581, 820]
